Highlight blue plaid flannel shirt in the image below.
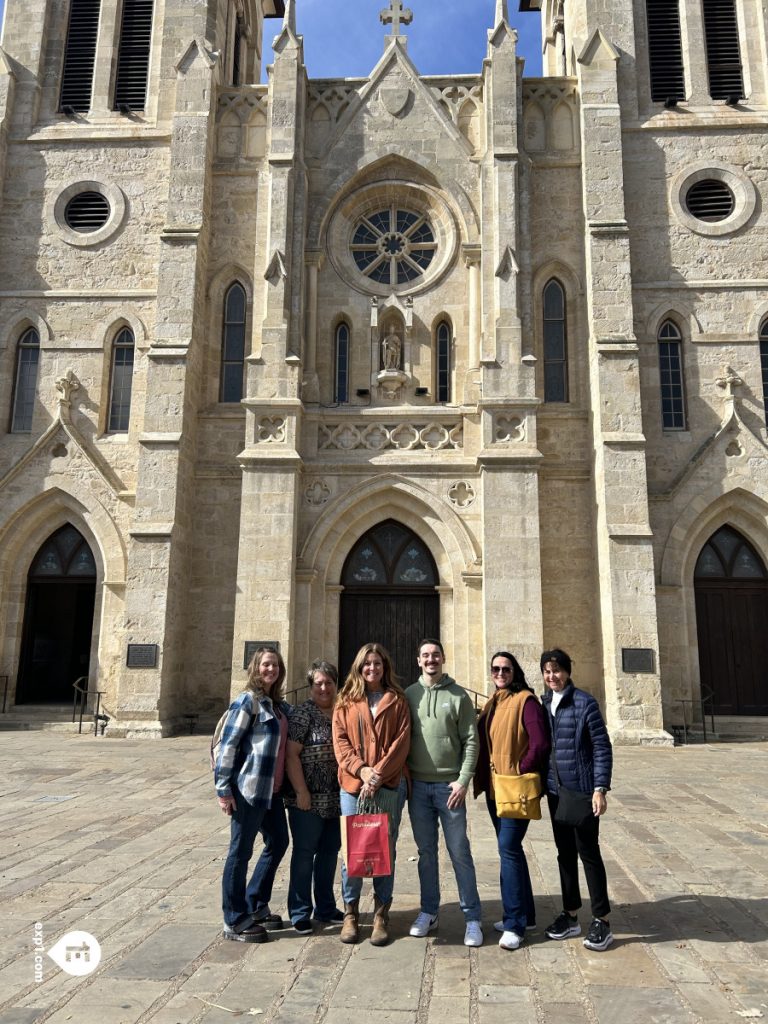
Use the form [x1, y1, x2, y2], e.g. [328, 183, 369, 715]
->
[215, 690, 287, 808]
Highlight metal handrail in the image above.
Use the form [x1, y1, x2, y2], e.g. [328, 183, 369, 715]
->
[675, 686, 716, 744]
[72, 677, 108, 737]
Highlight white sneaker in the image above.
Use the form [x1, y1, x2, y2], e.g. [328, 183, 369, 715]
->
[498, 930, 523, 950]
[494, 921, 535, 933]
[409, 912, 438, 937]
[464, 921, 483, 947]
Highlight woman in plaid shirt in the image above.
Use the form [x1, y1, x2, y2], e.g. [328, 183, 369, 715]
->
[215, 646, 291, 942]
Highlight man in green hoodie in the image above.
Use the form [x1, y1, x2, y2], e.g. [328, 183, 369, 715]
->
[406, 638, 483, 947]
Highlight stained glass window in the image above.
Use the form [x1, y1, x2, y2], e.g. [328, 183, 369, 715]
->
[10, 327, 40, 433]
[30, 525, 96, 578]
[220, 282, 247, 403]
[658, 320, 686, 429]
[436, 321, 451, 403]
[543, 279, 568, 403]
[695, 526, 766, 579]
[342, 520, 437, 588]
[351, 207, 436, 287]
[108, 327, 134, 432]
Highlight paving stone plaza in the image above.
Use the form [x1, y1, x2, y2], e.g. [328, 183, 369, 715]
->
[0, 732, 766, 1024]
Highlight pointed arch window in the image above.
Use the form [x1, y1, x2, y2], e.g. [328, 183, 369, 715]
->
[107, 327, 135, 432]
[645, 0, 686, 103]
[60, 0, 102, 113]
[114, 0, 155, 111]
[335, 323, 350, 404]
[760, 320, 768, 424]
[10, 327, 40, 433]
[342, 521, 438, 588]
[543, 278, 568, 402]
[702, 0, 744, 101]
[31, 524, 97, 578]
[695, 526, 766, 580]
[658, 319, 686, 430]
[220, 283, 247, 403]
[436, 321, 451, 403]
[232, 12, 246, 86]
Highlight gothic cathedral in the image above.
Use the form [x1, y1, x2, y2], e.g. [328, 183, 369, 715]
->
[1, 0, 766, 738]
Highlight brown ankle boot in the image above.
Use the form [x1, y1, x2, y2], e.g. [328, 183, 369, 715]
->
[340, 901, 359, 944]
[370, 897, 391, 946]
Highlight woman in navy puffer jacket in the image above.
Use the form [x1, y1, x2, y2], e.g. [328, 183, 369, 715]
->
[540, 648, 614, 952]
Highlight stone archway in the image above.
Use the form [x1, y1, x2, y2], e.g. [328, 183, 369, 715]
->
[16, 524, 97, 704]
[338, 519, 439, 683]
[694, 525, 768, 715]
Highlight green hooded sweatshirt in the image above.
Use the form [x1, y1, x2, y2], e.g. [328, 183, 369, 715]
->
[405, 674, 479, 788]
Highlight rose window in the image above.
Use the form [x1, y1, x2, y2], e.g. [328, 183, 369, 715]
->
[351, 207, 436, 286]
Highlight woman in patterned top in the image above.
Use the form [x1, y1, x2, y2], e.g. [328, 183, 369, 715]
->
[284, 659, 342, 932]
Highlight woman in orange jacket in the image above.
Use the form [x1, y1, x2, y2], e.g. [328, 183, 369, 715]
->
[332, 642, 411, 946]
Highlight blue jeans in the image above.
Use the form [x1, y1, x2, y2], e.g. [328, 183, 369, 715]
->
[287, 806, 341, 924]
[408, 780, 481, 921]
[339, 779, 406, 905]
[221, 791, 289, 929]
[486, 796, 535, 936]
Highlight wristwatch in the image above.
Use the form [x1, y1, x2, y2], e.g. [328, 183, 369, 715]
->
[594, 787, 607, 794]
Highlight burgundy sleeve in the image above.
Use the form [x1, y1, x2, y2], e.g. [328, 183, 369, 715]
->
[519, 698, 551, 775]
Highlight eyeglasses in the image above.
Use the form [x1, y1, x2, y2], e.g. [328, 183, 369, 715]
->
[491, 666, 512, 675]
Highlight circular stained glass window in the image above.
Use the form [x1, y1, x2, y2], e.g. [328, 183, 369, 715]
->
[351, 207, 436, 286]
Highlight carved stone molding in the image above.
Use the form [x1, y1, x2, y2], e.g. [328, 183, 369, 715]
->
[318, 420, 463, 452]
[257, 417, 287, 443]
[494, 415, 525, 443]
[447, 481, 476, 509]
[305, 479, 331, 506]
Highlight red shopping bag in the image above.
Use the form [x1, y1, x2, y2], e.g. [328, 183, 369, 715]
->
[340, 812, 392, 877]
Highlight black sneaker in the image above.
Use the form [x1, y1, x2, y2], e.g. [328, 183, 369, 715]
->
[222, 921, 269, 943]
[252, 907, 284, 931]
[545, 911, 581, 940]
[294, 918, 313, 934]
[583, 918, 613, 951]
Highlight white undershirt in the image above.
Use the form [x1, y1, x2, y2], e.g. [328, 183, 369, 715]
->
[551, 690, 566, 715]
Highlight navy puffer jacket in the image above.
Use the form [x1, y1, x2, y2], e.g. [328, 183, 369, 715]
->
[541, 682, 612, 795]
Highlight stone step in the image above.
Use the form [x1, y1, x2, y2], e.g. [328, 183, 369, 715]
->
[675, 716, 768, 743]
[0, 704, 109, 734]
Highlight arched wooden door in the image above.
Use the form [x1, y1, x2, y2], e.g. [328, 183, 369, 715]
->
[16, 525, 97, 704]
[694, 525, 768, 715]
[339, 520, 439, 684]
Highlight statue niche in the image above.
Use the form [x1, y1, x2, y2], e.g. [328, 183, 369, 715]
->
[377, 322, 407, 401]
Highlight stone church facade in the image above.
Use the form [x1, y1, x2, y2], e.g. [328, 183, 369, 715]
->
[0, 0, 766, 739]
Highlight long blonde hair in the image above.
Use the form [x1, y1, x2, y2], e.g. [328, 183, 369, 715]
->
[337, 642, 405, 705]
[246, 646, 286, 701]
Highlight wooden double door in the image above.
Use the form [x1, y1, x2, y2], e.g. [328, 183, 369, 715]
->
[338, 520, 439, 684]
[694, 526, 768, 716]
[16, 525, 97, 704]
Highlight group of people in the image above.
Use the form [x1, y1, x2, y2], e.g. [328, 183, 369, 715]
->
[214, 639, 614, 953]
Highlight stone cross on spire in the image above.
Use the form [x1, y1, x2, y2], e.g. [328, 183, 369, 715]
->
[495, 0, 509, 23]
[380, 0, 413, 37]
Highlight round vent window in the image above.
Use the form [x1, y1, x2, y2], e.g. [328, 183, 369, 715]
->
[64, 191, 112, 232]
[684, 179, 735, 223]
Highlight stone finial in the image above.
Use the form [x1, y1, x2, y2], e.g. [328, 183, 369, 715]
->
[715, 365, 743, 396]
[495, 0, 509, 26]
[55, 368, 80, 407]
[380, 0, 413, 37]
[283, 0, 297, 34]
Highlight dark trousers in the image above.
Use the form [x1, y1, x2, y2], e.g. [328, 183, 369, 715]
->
[221, 791, 289, 929]
[546, 793, 610, 920]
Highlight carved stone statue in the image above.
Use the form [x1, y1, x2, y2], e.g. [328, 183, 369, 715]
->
[381, 325, 401, 371]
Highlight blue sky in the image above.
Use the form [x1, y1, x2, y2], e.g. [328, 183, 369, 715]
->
[0, 1, 543, 78]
